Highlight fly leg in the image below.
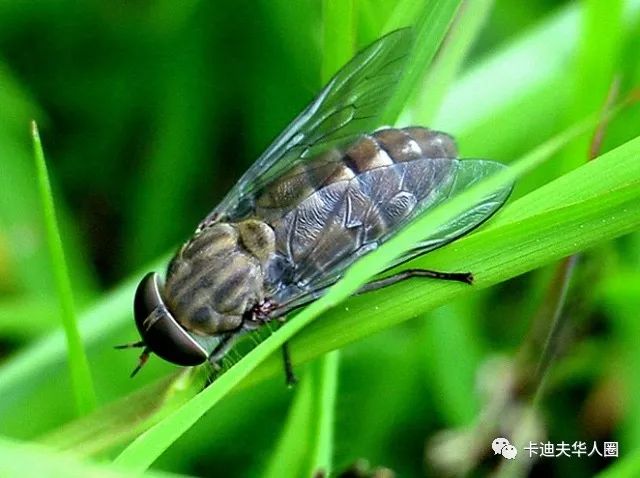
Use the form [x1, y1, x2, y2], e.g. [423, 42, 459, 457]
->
[203, 333, 237, 387]
[251, 300, 298, 387]
[281, 342, 297, 387]
[207, 333, 236, 368]
[357, 268, 473, 295]
[247, 269, 471, 388]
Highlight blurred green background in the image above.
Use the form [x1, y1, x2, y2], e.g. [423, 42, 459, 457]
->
[1, 0, 640, 477]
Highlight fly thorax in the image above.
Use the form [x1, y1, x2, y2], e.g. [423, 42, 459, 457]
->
[236, 219, 276, 267]
[163, 221, 274, 336]
[236, 219, 295, 297]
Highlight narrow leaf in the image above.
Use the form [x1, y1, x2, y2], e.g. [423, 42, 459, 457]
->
[31, 121, 96, 415]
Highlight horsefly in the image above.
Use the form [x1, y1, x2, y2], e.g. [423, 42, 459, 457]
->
[118, 29, 512, 382]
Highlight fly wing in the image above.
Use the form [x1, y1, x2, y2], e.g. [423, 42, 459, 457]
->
[198, 28, 412, 227]
[384, 159, 513, 268]
[269, 158, 512, 309]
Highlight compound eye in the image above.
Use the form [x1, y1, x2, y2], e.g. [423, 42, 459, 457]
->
[133, 272, 208, 366]
[134, 272, 163, 332]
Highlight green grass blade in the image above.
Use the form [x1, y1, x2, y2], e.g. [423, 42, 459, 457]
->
[410, 0, 495, 124]
[39, 372, 199, 456]
[307, 351, 340, 478]
[435, 0, 639, 137]
[0, 436, 192, 478]
[555, 0, 624, 176]
[261, 353, 339, 478]
[421, 301, 484, 426]
[382, 0, 462, 124]
[0, 62, 98, 301]
[434, 3, 579, 134]
[262, 374, 314, 478]
[30, 121, 96, 416]
[600, 243, 640, 449]
[0, 258, 165, 410]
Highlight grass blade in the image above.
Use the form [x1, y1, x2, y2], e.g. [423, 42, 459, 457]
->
[0, 436, 191, 478]
[555, 0, 624, 175]
[262, 376, 314, 478]
[0, 257, 166, 412]
[30, 121, 96, 415]
[382, 0, 462, 124]
[421, 301, 484, 426]
[307, 351, 340, 478]
[410, 0, 495, 124]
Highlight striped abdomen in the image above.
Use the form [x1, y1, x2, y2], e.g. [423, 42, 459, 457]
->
[256, 127, 461, 301]
[255, 127, 457, 219]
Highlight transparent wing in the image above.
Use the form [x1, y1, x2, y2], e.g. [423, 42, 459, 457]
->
[384, 159, 513, 268]
[272, 158, 513, 312]
[199, 28, 412, 226]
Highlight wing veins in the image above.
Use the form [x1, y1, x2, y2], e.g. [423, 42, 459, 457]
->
[205, 28, 413, 223]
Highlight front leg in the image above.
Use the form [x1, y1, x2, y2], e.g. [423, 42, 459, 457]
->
[207, 333, 237, 369]
[202, 333, 237, 388]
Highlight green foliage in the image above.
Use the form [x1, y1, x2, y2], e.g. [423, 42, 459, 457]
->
[0, 436, 191, 478]
[1, 0, 640, 477]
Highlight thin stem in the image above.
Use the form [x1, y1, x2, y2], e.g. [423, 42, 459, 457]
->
[529, 255, 578, 403]
[530, 77, 622, 403]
